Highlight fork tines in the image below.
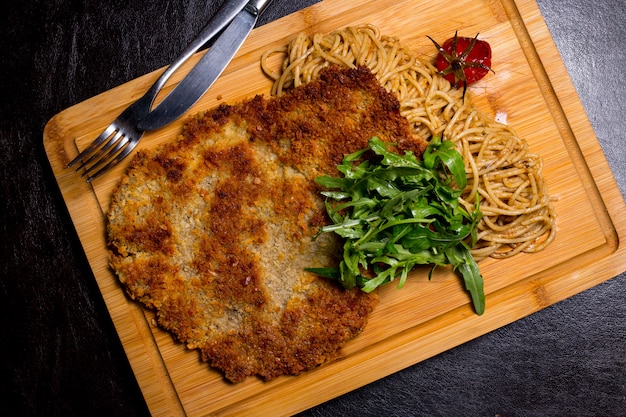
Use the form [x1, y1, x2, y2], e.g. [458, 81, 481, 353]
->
[67, 126, 135, 182]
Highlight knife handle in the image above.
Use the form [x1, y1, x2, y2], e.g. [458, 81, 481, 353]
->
[246, 0, 274, 15]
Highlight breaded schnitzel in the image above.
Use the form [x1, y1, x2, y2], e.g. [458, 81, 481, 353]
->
[107, 65, 427, 382]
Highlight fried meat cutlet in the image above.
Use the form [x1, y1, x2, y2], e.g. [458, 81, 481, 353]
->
[107, 65, 427, 382]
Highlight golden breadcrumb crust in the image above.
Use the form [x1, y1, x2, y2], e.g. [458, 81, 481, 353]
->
[107, 65, 426, 382]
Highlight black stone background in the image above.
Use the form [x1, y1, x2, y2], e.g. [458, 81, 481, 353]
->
[1, 0, 624, 416]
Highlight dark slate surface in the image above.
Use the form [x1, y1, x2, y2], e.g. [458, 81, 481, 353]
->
[1, 0, 624, 415]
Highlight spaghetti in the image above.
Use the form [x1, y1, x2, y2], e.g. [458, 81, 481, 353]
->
[261, 24, 556, 260]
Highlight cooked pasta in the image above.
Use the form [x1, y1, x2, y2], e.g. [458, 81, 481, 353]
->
[261, 24, 556, 260]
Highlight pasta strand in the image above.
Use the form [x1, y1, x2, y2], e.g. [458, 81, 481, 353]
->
[261, 24, 556, 260]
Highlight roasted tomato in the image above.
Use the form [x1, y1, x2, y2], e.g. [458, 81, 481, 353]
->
[427, 32, 493, 97]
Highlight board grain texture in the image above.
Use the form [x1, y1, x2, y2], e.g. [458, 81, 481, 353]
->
[43, 0, 626, 415]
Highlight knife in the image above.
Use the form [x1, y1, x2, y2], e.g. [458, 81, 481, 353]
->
[138, 0, 273, 131]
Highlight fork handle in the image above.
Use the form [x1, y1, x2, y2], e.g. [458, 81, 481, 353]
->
[142, 0, 252, 108]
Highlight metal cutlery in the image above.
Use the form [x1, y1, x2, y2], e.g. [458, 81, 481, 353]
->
[67, 0, 272, 182]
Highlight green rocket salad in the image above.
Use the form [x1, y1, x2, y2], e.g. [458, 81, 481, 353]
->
[307, 136, 485, 315]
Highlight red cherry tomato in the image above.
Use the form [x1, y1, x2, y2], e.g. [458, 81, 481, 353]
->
[428, 32, 493, 96]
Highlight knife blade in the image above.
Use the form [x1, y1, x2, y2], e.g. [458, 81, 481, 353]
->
[138, 0, 273, 131]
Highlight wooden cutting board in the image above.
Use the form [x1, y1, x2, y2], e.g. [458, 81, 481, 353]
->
[43, 0, 626, 415]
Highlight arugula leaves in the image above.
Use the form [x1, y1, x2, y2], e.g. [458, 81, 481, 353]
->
[307, 136, 485, 315]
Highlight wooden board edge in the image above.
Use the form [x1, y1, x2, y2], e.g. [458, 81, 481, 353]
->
[42, 119, 187, 417]
[212, 241, 626, 416]
[207, 1, 626, 413]
[511, 0, 626, 242]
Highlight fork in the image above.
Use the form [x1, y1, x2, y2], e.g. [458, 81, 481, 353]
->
[67, 0, 250, 182]
[66, 86, 154, 182]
